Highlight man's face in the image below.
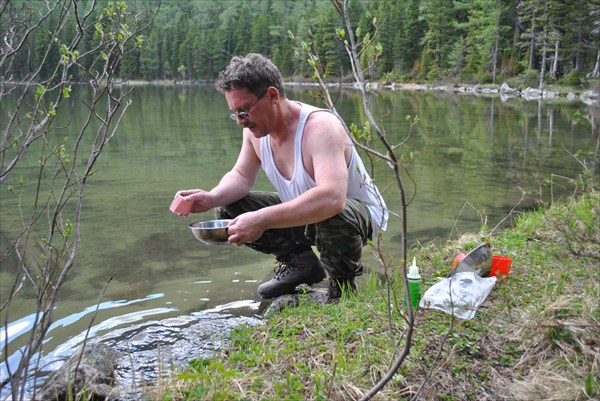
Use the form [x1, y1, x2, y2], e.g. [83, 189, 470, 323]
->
[225, 88, 269, 137]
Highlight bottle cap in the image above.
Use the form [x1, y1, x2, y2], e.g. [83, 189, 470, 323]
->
[408, 257, 421, 279]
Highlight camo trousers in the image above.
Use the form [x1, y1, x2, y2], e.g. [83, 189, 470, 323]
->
[216, 191, 373, 279]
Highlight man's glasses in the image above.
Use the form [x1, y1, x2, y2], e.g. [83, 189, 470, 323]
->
[229, 89, 268, 121]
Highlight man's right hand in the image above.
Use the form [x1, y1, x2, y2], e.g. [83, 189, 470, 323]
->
[175, 189, 214, 214]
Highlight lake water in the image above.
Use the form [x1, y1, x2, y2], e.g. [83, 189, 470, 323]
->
[1, 84, 597, 393]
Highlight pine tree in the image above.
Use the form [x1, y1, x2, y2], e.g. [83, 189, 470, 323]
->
[517, 0, 545, 71]
[456, 0, 511, 83]
[314, 7, 343, 78]
[140, 29, 162, 79]
[420, 0, 460, 80]
[399, 0, 426, 77]
[375, 0, 401, 77]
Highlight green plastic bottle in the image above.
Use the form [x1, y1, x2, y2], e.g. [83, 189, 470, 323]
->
[407, 257, 422, 309]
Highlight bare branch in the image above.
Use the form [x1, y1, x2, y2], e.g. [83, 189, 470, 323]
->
[1, 2, 151, 399]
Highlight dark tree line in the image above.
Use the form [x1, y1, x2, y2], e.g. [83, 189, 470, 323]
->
[3, 0, 599, 87]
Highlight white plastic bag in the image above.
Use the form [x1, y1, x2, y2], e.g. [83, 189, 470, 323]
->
[419, 272, 497, 319]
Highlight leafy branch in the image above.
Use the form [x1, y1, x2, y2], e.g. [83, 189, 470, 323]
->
[294, 0, 420, 398]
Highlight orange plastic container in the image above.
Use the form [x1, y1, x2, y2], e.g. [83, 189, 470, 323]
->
[490, 256, 512, 280]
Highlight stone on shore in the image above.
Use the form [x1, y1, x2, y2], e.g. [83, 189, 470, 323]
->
[260, 287, 328, 317]
[38, 343, 122, 401]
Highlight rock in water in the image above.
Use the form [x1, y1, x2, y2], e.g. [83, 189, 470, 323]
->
[38, 343, 122, 401]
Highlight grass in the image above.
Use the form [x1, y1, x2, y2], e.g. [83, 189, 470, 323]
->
[159, 188, 599, 401]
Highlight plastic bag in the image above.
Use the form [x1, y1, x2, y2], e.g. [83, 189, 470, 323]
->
[419, 272, 497, 319]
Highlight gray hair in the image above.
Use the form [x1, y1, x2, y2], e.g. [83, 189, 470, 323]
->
[215, 53, 285, 98]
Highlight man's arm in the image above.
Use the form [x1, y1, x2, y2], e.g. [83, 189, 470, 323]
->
[178, 130, 261, 213]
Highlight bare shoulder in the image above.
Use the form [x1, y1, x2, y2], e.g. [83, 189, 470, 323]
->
[303, 110, 352, 166]
[304, 109, 348, 141]
[241, 128, 262, 160]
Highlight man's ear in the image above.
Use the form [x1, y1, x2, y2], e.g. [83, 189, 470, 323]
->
[266, 86, 279, 102]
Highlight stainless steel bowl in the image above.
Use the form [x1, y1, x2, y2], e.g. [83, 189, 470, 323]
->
[188, 219, 232, 245]
[452, 243, 492, 277]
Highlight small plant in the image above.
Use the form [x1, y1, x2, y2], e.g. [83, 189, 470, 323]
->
[560, 70, 586, 87]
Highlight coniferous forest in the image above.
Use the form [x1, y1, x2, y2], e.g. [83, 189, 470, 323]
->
[3, 0, 600, 87]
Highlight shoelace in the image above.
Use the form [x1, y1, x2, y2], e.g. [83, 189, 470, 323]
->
[273, 260, 305, 279]
[273, 261, 294, 279]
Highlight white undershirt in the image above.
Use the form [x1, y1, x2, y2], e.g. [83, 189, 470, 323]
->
[259, 102, 388, 233]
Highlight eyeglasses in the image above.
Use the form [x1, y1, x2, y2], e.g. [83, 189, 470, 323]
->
[229, 89, 268, 121]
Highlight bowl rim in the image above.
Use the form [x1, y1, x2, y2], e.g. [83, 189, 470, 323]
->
[188, 219, 233, 230]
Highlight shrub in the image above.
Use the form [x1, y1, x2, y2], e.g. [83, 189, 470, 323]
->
[499, 57, 523, 79]
[520, 69, 540, 87]
[561, 70, 586, 87]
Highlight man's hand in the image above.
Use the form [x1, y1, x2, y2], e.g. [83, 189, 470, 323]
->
[226, 211, 266, 246]
[176, 189, 215, 214]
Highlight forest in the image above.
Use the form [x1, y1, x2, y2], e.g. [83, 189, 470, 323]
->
[2, 0, 600, 88]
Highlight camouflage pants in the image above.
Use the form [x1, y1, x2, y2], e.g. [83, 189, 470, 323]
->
[216, 191, 373, 279]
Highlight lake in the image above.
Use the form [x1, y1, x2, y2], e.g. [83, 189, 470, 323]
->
[1, 84, 597, 392]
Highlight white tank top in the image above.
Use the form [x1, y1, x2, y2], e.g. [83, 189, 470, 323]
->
[260, 103, 388, 233]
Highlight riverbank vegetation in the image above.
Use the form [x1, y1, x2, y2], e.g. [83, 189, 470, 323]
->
[3, 0, 599, 91]
[159, 181, 599, 401]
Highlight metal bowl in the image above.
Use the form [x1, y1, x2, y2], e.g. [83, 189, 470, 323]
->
[452, 243, 492, 277]
[188, 219, 232, 245]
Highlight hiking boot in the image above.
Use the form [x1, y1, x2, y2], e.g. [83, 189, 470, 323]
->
[326, 277, 358, 303]
[257, 250, 327, 298]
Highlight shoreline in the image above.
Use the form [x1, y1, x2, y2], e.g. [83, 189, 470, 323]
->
[124, 79, 600, 106]
[3, 79, 598, 105]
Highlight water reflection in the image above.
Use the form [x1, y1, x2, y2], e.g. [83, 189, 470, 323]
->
[0, 292, 263, 398]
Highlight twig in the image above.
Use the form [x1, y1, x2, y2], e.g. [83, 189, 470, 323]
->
[327, 362, 338, 399]
[489, 186, 526, 236]
[73, 273, 116, 384]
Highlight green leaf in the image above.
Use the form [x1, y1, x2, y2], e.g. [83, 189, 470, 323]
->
[584, 374, 596, 396]
[135, 35, 144, 48]
[35, 85, 45, 102]
[104, 3, 114, 18]
[64, 220, 73, 238]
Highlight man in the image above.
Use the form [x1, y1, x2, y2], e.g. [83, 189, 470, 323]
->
[175, 53, 387, 302]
